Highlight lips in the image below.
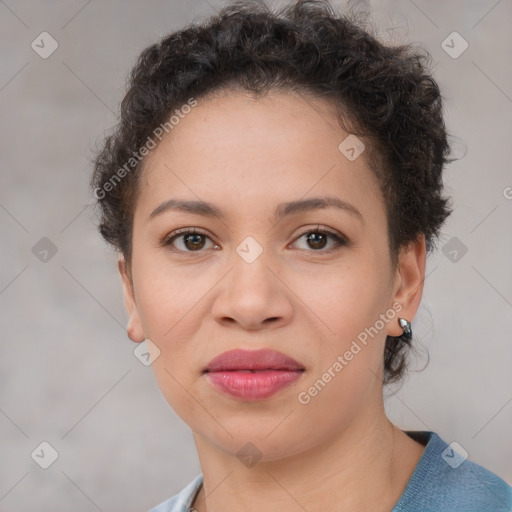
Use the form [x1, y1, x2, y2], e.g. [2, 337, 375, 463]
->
[203, 349, 305, 400]
[204, 348, 305, 373]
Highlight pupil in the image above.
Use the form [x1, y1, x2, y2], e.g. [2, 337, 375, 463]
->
[308, 232, 326, 249]
[185, 234, 204, 250]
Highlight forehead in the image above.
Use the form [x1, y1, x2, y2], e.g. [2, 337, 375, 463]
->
[147, 89, 350, 163]
[136, 90, 385, 223]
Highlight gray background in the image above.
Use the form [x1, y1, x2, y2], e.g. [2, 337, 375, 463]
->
[1, 0, 511, 511]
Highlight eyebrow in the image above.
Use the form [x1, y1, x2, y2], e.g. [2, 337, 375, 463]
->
[148, 196, 363, 224]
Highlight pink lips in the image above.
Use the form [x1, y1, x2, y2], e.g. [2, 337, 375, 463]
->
[204, 349, 305, 400]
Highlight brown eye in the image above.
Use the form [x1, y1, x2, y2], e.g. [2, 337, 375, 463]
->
[305, 232, 328, 250]
[293, 227, 347, 253]
[162, 229, 217, 252]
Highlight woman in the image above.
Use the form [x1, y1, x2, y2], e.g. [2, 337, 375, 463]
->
[91, 1, 512, 510]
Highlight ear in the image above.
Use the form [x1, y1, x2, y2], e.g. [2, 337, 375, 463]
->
[386, 234, 426, 337]
[118, 254, 145, 343]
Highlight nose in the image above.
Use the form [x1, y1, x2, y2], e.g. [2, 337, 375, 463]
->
[211, 248, 294, 331]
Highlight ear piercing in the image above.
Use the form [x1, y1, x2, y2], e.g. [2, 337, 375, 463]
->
[398, 317, 412, 341]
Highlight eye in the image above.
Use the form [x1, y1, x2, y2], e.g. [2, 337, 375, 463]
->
[160, 226, 348, 254]
[161, 228, 218, 253]
[292, 226, 348, 253]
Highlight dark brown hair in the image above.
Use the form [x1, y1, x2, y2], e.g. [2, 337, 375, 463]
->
[91, 0, 453, 384]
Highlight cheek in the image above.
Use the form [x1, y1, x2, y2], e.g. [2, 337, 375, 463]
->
[130, 253, 212, 404]
[132, 246, 204, 341]
[291, 257, 391, 402]
[294, 255, 390, 343]
[291, 271, 391, 435]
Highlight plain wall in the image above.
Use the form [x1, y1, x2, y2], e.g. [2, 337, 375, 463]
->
[1, 0, 511, 510]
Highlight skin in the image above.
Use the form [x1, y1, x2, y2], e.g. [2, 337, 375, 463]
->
[118, 90, 427, 512]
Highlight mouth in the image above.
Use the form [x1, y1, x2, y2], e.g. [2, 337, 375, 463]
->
[203, 348, 305, 373]
[203, 368, 305, 373]
[208, 369, 305, 373]
[203, 348, 305, 400]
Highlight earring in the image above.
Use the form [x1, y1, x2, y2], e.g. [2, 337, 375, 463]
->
[398, 317, 412, 341]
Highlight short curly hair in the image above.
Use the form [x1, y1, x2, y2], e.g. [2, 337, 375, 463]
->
[91, 0, 453, 385]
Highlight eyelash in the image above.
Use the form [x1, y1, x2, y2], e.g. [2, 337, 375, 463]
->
[160, 226, 348, 255]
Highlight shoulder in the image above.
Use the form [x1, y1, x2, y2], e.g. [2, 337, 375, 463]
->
[393, 431, 512, 512]
[148, 474, 203, 512]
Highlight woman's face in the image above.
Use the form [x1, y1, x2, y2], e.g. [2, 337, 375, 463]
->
[119, 90, 422, 461]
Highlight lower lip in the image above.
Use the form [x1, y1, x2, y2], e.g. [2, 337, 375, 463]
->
[205, 370, 304, 400]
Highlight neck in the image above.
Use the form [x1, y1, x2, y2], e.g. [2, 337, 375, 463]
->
[191, 404, 425, 512]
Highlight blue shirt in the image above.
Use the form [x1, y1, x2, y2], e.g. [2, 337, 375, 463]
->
[149, 431, 512, 512]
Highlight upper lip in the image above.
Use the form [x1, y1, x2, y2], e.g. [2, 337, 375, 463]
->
[204, 349, 305, 372]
